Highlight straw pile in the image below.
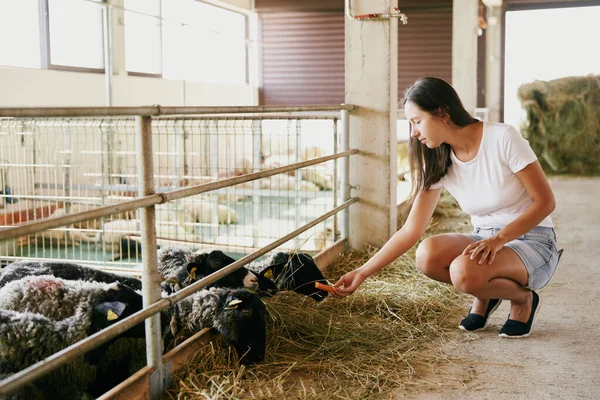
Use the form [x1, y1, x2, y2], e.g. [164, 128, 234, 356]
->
[517, 75, 600, 175]
[167, 191, 472, 399]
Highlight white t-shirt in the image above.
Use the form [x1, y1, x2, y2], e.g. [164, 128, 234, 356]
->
[431, 122, 553, 229]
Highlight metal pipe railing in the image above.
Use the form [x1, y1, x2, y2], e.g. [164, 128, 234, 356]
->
[0, 105, 356, 118]
[0, 198, 357, 397]
[0, 105, 359, 398]
[341, 109, 351, 251]
[135, 116, 164, 378]
[0, 150, 359, 241]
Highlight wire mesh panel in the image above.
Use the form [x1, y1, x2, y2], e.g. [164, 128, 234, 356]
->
[0, 114, 342, 271]
[0, 118, 140, 271]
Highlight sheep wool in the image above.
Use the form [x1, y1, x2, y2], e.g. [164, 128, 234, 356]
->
[157, 245, 198, 290]
[166, 287, 266, 363]
[0, 308, 99, 400]
[0, 260, 142, 290]
[0, 275, 122, 321]
[0, 275, 145, 399]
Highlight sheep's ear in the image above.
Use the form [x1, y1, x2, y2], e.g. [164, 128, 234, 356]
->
[186, 262, 202, 280]
[224, 298, 243, 310]
[93, 301, 127, 322]
[259, 266, 274, 281]
[207, 250, 235, 271]
[266, 260, 289, 281]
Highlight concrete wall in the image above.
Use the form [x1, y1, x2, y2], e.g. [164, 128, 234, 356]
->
[345, 0, 399, 248]
[0, 67, 254, 107]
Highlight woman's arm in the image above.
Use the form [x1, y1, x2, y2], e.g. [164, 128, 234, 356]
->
[332, 186, 442, 297]
[464, 160, 555, 264]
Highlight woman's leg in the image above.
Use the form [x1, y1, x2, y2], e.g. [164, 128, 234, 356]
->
[416, 234, 533, 322]
[416, 234, 492, 316]
[449, 249, 533, 323]
[415, 233, 476, 284]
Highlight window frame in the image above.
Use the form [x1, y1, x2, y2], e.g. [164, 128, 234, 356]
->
[123, 0, 163, 77]
[17, 0, 252, 81]
[40, 0, 107, 74]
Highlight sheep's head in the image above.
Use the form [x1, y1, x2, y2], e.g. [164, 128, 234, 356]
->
[185, 250, 261, 291]
[90, 283, 146, 338]
[258, 252, 329, 301]
[216, 290, 266, 364]
[87, 283, 150, 365]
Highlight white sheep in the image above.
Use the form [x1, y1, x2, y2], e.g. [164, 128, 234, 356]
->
[313, 227, 339, 252]
[179, 197, 237, 225]
[258, 174, 320, 192]
[33, 206, 99, 247]
[262, 154, 334, 190]
[92, 219, 189, 254]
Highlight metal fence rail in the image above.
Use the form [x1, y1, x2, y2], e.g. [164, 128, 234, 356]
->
[1, 106, 354, 268]
[0, 104, 356, 398]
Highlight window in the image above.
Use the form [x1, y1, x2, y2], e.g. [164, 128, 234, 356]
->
[124, 0, 162, 75]
[183, 1, 247, 84]
[161, 0, 247, 83]
[0, 0, 41, 68]
[0, 0, 105, 71]
[0, 0, 249, 82]
[48, 0, 105, 70]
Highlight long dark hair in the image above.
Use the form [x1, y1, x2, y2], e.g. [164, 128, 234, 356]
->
[402, 77, 478, 196]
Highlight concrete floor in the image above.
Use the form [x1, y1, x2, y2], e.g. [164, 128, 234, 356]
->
[401, 176, 600, 400]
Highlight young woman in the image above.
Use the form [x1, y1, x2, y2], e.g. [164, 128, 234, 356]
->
[332, 77, 561, 338]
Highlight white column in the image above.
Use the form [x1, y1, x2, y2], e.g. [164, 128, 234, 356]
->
[108, 0, 127, 77]
[452, 0, 479, 115]
[485, 5, 503, 122]
[345, 0, 398, 249]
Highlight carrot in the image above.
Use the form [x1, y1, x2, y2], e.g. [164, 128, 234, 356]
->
[315, 281, 335, 293]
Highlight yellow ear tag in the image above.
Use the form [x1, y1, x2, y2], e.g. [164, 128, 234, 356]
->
[107, 310, 119, 321]
[224, 299, 243, 310]
[263, 269, 273, 280]
[189, 267, 197, 280]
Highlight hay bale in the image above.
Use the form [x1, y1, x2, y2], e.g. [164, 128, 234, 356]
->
[517, 75, 600, 175]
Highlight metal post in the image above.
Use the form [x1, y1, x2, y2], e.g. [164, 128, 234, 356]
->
[251, 120, 261, 248]
[135, 116, 165, 399]
[63, 124, 72, 212]
[102, 5, 113, 107]
[341, 109, 350, 251]
[209, 120, 219, 240]
[333, 118, 339, 241]
[294, 119, 302, 249]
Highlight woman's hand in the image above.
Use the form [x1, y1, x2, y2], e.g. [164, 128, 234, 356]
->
[331, 269, 368, 298]
[462, 235, 506, 265]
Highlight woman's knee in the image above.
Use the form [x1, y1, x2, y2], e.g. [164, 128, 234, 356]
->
[449, 255, 487, 294]
[415, 237, 444, 278]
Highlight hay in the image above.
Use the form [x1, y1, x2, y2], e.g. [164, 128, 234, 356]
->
[517, 75, 600, 175]
[167, 193, 472, 400]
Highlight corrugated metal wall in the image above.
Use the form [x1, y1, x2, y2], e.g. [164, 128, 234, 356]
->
[256, 0, 594, 105]
[259, 11, 345, 105]
[397, 9, 453, 96]
[505, 0, 600, 7]
[257, 1, 454, 105]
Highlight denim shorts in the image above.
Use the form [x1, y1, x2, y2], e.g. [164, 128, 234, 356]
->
[465, 226, 560, 290]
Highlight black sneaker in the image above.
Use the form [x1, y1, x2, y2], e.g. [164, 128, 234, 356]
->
[499, 291, 540, 338]
[458, 298, 502, 332]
